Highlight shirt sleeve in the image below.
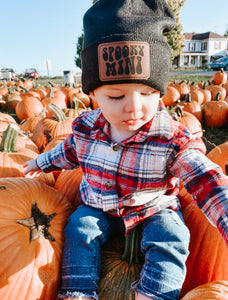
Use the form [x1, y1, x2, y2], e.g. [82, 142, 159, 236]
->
[169, 146, 228, 246]
[36, 133, 79, 172]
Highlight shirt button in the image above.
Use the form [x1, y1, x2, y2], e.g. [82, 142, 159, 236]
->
[105, 182, 112, 189]
[112, 145, 119, 151]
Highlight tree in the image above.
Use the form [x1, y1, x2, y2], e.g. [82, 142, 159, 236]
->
[74, 0, 186, 68]
[224, 25, 228, 37]
[74, 32, 84, 69]
[164, 0, 187, 62]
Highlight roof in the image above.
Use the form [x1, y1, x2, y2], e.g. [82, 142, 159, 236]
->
[184, 31, 226, 40]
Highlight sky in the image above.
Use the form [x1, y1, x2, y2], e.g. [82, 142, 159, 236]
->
[1, 0, 228, 77]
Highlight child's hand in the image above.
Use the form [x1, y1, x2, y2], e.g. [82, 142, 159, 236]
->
[23, 159, 41, 175]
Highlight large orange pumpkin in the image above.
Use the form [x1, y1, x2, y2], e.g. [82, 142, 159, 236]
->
[179, 191, 228, 297]
[0, 177, 73, 300]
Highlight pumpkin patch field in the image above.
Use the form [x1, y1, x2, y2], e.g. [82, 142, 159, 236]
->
[0, 70, 228, 299]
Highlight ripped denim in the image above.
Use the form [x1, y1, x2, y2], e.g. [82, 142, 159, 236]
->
[131, 209, 190, 300]
[57, 204, 124, 299]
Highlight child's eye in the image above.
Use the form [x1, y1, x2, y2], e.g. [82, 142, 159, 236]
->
[108, 95, 124, 100]
[141, 91, 153, 96]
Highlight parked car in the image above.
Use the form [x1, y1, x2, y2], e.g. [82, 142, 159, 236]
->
[0, 68, 16, 79]
[24, 68, 39, 79]
[209, 57, 228, 71]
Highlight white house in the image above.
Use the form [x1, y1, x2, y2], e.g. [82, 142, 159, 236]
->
[175, 31, 228, 68]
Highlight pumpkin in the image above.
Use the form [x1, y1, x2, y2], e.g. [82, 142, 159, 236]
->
[210, 85, 226, 101]
[19, 85, 42, 101]
[15, 96, 44, 121]
[0, 123, 39, 178]
[202, 92, 228, 128]
[211, 68, 228, 85]
[31, 103, 74, 153]
[31, 86, 49, 101]
[171, 105, 203, 138]
[175, 81, 191, 101]
[162, 85, 180, 106]
[199, 83, 212, 104]
[20, 108, 47, 134]
[98, 226, 144, 300]
[0, 112, 17, 132]
[62, 96, 88, 118]
[67, 87, 91, 108]
[41, 86, 67, 115]
[180, 94, 202, 122]
[4, 87, 22, 111]
[0, 177, 73, 300]
[179, 190, 228, 297]
[181, 280, 228, 300]
[54, 167, 84, 208]
[44, 136, 66, 152]
[206, 141, 228, 174]
[190, 89, 204, 105]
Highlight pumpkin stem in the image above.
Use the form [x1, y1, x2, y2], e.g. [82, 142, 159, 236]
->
[17, 202, 56, 242]
[213, 92, 221, 101]
[72, 96, 87, 110]
[48, 103, 68, 122]
[19, 85, 30, 93]
[185, 93, 191, 103]
[0, 123, 20, 152]
[174, 105, 184, 117]
[48, 81, 56, 87]
[121, 226, 144, 266]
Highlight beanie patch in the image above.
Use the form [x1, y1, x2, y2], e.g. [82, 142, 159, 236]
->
[98, 41, 150, 82]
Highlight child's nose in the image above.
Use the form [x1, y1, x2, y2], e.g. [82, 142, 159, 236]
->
[125, 93, 142, 112]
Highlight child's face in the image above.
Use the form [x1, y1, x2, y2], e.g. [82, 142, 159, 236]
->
[90, 83, 160, 134]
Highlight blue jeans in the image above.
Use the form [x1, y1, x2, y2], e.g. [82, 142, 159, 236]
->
[58, 205, 190, 299]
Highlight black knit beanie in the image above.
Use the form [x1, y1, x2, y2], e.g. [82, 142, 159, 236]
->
[81, 0, 175, 96]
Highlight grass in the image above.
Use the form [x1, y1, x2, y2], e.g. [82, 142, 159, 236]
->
[34, 70, 213, 87]
[168, 75, 211, 84]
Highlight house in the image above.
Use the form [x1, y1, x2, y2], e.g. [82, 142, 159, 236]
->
[175, 31, 228, 68]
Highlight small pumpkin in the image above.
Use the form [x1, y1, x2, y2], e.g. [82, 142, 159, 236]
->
[181, 94, 202, 122]
[206, 141, 228, 174]
[31, 103, 74, 153]
[202, 92, 228, 128]
[15, 96, 44, 121]
[171, 105, 203, 138]
[162, 85, 180, 106]
[0, 123, 39, 178]
[211, 68, 228, 85]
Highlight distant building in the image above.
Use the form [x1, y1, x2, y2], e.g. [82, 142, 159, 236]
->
[174, 31, 228, 68]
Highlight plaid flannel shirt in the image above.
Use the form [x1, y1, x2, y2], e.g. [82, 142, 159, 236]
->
[36, 101, 228, 243]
